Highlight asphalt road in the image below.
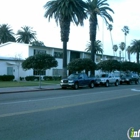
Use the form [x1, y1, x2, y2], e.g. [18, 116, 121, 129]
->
[0, 84, 140, 140]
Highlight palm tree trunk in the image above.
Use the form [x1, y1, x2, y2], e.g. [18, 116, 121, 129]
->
[62, 41, 67, 78]
[90, 16, 97, 76]
[110, 31, 114, 56]
[136, 52, 139, 64]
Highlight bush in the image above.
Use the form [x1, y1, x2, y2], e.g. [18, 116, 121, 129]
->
[43, 76, 61, 81]
[25, 76, 36, 81]
[0, 75, 15, 81]
[20, 77, 25, 81]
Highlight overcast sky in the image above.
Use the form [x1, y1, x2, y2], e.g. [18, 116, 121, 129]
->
[0, 0, 139, 60]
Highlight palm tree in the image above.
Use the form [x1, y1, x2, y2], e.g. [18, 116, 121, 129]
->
[86, 0, 114, 75]
[113, 45, 118, 57]
[126, 46, 131, 62]
[0, 24, 16, 44]
[122, 26, 129, 60]
[107, 24, 114, 55]
[119, 42, 125, 61]
[16, 26, 36, 44]
[44, 0, 87, 78]
[130, 40, 140, 64]
[85, 40, 103, 54]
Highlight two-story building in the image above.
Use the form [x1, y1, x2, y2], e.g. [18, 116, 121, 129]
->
[0, 42, 122, 80]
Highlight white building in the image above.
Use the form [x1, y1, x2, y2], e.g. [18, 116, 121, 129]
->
[0, 42, 121, 80]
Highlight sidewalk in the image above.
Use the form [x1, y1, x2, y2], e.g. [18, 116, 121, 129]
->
[0, 84, 61, 94]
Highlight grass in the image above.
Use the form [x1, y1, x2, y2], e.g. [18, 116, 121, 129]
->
[0, 80, 60, 88]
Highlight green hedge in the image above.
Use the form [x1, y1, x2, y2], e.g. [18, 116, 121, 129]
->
[0, 75, 15, 81]
[43, 76, 61, 81]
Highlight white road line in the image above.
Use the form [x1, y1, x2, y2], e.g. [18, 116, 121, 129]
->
[0, 88, 134, 105]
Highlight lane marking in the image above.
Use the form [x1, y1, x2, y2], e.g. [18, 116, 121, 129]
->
[0, 88, 130, 105]
[131, 89, 140, 92]
[0, 92, 140, 118]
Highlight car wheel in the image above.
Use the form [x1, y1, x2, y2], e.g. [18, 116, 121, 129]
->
[74, 82, 79, 90]
[105, 81, 109, 87]
[115, 80, 119, 86]
[89, 81, 94, 88]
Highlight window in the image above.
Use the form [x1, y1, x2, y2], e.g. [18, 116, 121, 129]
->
[53, 69, 63, 76]
[34, 49, 46, 55]
[33, 70, 46, 75]
[54, 51, 63, 58]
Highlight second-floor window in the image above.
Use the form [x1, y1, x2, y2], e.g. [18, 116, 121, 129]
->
[34, 49, 46, 55]
[54, 51, 63, 58]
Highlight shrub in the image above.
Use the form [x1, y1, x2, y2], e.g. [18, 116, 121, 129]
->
[0, 75, 15, 81]
[25, 76, 36, 81]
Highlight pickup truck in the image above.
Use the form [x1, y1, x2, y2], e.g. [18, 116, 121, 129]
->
[98, 74, 120, 87]
[60, 73, 98, 89]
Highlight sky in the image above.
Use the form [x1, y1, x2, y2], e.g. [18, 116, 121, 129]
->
[0, 0, 139, 61]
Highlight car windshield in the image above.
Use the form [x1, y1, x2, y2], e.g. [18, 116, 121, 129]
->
[101, 74, 108, 78]
[68, 74, 78, 79]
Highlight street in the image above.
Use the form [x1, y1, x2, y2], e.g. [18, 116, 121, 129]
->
[0, 84, 140, 140]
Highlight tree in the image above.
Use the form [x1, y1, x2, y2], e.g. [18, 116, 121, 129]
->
[130, 39, 140, 64]
[126, 46, 131, 62]
[120, 61, 139, 73]
[30, 40, 46, 47]
[44, 0, 87, 78]
[17, 26, 36, 44]
[86, 0, 114, 75]
[113, 45, 118, 57]
[67, 58, 96, 74]
[122, 26, 129, 60]
[107, 24, 114, 55]
[96, 59, 121, 72]
[119, 42, 125, 60]
[22, 53, 58, 88]
[85, 40, 103, 54]
[0, 24, 16, 44]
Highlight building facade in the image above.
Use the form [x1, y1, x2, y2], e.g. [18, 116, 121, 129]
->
[0, 42, 121, 80]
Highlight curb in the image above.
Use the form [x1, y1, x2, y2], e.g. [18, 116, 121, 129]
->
[0, 88, 61, 94]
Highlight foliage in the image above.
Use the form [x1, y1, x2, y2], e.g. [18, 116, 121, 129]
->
[30, 40, 45, 47]
[0, 75, 15, 81]
[119, 42, 125, 51]
[85, 40, 103, 54]
[0, 24, 16, 44]
[43, 76, 61, 81]
[25, 76, 37, 81]
[87, 0, 114, 66]
[67, 58, 96, 73]
[44, 0, 87, 78]
[130, 39, 140, 64]
[22, 53, 58, 72]
[120, 61, 140, 73]
[96, 60, 121, 72]
[122, 26, 129, 36]
[17, 26, 36, 44]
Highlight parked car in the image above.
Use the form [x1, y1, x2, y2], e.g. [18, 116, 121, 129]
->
[60, 73, 98, 89]
[97, 74, 120, 87]
[120, 73, 139, 85]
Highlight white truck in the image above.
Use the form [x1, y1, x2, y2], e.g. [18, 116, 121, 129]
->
[98, 74, 120, 87]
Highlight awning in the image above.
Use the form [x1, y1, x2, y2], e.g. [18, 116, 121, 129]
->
[6, 61, 16, 65]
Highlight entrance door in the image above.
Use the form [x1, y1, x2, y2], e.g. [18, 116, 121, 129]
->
[7, 67, 13, 75]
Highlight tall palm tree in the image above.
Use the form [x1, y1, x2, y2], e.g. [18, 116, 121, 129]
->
[86, 0, 114, 75]
[44, 0, 87, 78]
[85, 40, 103, 54]
[130, 40, 140, 64]
[119, 42, 125, 61]
[113, 44, 118, 57]
[0, 24, 16, 44]
[16, 26, 36, 44]
[122, 26, 129, 60]
[107, 24, 114, 55]
[126, 46, 131, 62]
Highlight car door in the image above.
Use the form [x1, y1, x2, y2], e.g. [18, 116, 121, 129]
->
[78, 74, 85, 86]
